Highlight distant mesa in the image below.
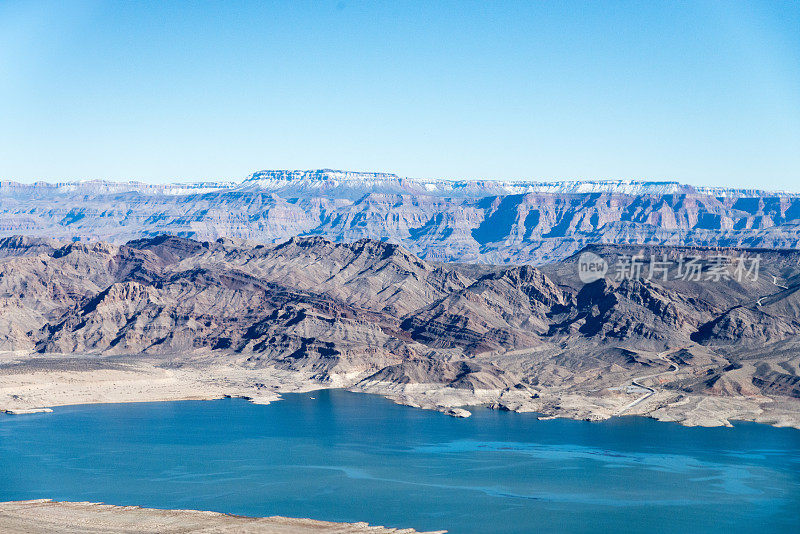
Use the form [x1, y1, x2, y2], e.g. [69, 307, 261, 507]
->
[1, 169, 799, 265]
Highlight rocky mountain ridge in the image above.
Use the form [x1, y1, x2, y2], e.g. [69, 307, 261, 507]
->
[2, 170, 800, 265]
[1, 234, 798, 426]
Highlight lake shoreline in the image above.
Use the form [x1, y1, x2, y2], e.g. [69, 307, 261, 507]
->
[2, 352, 799, 429]
[0, 499, 445, 533]
[3, 390, 798, 534]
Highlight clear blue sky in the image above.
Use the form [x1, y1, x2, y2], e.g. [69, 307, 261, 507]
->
[1, 1, 798, 189]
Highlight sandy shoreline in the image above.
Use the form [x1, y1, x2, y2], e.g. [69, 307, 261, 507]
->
[1, 352, 799, 429]
[0, 500, 444, 534]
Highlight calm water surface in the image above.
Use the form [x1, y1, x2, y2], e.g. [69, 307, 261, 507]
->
[1, 390, 798, 534]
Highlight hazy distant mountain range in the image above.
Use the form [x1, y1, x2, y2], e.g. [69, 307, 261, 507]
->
[1, 171, 799, 426]
[2, 169, 799, 264]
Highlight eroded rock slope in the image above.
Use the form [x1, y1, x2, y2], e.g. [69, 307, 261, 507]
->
[1, 235, 799, 427]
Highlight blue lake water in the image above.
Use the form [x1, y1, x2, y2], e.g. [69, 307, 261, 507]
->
[1, 389, 798, 533]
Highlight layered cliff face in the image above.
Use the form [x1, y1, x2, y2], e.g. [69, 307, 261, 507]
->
[2, 171, 799, 264]
[1, 235, 799, 411]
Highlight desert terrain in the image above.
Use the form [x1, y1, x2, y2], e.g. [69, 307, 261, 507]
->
[1, 235, 798, 428]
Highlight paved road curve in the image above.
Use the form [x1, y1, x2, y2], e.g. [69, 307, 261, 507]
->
[614, 350, 680, 416]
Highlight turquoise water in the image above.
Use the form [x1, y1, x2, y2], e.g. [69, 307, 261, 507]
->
[1, 390, 798, 534]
